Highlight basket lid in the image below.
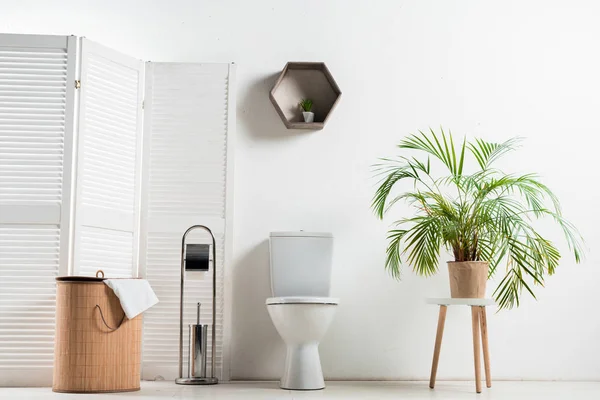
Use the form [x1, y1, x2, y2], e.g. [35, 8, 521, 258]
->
[56, 270, 106, 282]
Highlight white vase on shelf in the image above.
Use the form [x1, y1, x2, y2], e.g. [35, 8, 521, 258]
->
[302, 111, 314, 123]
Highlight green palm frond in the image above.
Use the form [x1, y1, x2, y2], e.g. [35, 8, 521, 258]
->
[402, 216, 442, 276]
[371, 166, 418, 219]
[399, 128, 466, 177]
[372, 128, 584, 310]
[468, 137, 522, 170]
[385, 229, 408, 279]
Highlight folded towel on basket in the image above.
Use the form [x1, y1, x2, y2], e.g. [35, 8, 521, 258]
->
[104, 279, 159, 319]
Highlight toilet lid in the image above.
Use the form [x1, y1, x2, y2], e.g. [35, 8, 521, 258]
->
[266, 296, 339, 305]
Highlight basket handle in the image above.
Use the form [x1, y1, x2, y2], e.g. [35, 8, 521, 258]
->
[95, 305, 125, 332]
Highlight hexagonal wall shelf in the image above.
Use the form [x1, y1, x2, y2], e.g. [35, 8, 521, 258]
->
[269, 62, 341, 130]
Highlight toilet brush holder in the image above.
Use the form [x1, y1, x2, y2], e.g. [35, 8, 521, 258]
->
[188, 303, 208, 378]
[188, 324, 208, 377]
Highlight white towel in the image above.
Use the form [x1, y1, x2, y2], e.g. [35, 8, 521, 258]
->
[104, 279, 159, 319]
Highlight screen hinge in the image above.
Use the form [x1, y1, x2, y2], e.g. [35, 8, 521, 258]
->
[75, 80, 81, 89]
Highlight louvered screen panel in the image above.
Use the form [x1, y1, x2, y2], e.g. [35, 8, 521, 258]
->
[72, 39, 143, 278]
[0, 225, 60, 368]
[78, 227, 134, 278]
[0, 34, 75, 386]
[141, 63, 233, 380]
[0, 39, 69, 210]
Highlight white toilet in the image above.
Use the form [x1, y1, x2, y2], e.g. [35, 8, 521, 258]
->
[266, 231, 338, 390]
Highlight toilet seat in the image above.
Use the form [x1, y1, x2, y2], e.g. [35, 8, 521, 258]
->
[266, 296, 339, 306]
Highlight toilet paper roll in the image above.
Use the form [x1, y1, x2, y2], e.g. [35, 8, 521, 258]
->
[185, 244, 210, 271]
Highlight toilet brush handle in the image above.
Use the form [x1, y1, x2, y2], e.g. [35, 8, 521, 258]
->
[196, 302, 201, 325]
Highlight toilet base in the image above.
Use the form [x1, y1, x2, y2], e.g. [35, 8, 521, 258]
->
[280, 343, 325, 390]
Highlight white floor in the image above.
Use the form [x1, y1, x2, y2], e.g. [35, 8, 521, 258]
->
[1, 381, 599, 399]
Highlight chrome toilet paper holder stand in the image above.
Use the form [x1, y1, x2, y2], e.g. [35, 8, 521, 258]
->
[175, 225, 219, 385]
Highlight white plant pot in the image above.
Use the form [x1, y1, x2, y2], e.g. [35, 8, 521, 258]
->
[302, 112, 314, 123]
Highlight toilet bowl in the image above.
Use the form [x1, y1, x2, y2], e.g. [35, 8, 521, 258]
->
[266, 231, 338, 390]
[266, 296, 338, 390]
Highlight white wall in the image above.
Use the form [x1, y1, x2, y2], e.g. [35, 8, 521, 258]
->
[3, 0, 599, 381]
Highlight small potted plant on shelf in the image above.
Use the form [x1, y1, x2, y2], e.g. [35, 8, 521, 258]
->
[299, 99, 314, 123]
[372, 128, 583, 309]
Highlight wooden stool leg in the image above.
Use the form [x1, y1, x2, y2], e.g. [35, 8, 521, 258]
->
[480, 306, 491, 388]
[471, 306, 482, 393]
[429, 305, 447, 389]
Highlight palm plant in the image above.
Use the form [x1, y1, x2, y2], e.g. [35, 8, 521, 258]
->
[372, 128, 583, 309]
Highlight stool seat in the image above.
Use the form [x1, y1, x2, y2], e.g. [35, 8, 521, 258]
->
[427, 298, 495, 306]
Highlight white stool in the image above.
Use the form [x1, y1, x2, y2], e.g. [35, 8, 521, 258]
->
[427, 298, 495, 393]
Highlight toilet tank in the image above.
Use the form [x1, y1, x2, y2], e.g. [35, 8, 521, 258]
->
[269, 232, 334, 297]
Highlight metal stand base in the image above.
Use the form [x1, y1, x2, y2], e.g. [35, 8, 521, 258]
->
[175, 377, 219, 385]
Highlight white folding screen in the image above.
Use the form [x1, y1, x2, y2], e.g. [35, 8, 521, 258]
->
[0, 34, 76, 386]
[72, 39, 144, 278]
[0, 33, 235, 385]
[140, 63, 235, 381]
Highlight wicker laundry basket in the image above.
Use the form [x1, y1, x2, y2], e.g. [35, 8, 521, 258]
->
[52, 270, 142, 393]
